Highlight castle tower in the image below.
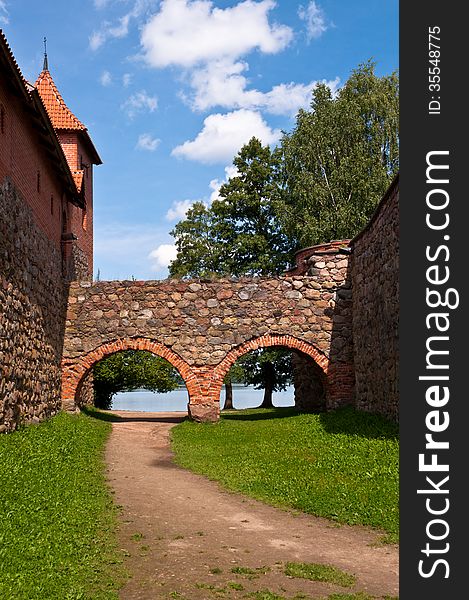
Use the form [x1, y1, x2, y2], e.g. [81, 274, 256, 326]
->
[35, 56, 102, 278]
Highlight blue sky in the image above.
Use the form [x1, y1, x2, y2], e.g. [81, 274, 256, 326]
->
[1, 1, 398, 280]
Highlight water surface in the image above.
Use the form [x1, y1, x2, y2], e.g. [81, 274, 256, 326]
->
[112, 384, 295, 412]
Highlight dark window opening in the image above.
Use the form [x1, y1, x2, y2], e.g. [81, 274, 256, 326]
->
[36, 171, 41, 193]
[50, 195, 54, 215]
[0, 104, 5, 134]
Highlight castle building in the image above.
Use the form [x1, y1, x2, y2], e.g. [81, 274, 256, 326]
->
[0, 29, 100, 431]
[0, 30, 101, 280]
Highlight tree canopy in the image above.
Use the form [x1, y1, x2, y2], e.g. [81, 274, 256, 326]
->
[276, 60, 399, 249]
[170, 137, 291, 278]
[93, 350, 180, 409]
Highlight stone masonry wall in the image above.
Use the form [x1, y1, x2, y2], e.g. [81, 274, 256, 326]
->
[350, 176, 399, 421]
[294, 247, 354, 410]
[0, 178, 67, 432]
[62, 274, 355, 421]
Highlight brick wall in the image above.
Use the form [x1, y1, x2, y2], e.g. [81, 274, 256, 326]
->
[0, 71, 66, 248]
[59, 132, 94, 275]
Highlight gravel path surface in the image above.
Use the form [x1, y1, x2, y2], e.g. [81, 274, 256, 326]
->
[104, 411, 399, 600]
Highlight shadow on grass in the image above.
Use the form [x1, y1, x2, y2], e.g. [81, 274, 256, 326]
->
[221, 406, 398, 440]
[221, 407, 298, 422]
[319, 406, 399, 440]
[81, 406, 186, 424]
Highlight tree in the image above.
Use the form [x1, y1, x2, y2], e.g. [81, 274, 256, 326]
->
[222, 361, 245, 410]
[169, 201, 224, 278]
[169, 137, 294, 405]
[276, 60, 399, 250]
[237, 348, 292, 408]
[93, 350, 180, 409]
[169, 137, 291, 278]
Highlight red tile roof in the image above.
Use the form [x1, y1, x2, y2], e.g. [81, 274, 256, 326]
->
[35, 69, 86, 130]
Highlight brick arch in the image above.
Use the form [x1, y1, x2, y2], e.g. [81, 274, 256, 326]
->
[61, 337, 199, 410]
[205, 334, 330, 405]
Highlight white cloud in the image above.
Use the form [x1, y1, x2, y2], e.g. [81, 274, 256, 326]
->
[90, 14, 131, 51]
[90, 0, 153, 51]
[189, 59, 339, 116]
[122, 90, 158, 118]
[165, 164, 239, 222]
[0, 0, 9, 24]
[122, 73, 132, 87]
[166, 199, 195, 221]
[94, 222, 173, 280]
[298, 1, 328, 41]
[148, 244, 178, 270]
[141, 0, 293, 69]
[100, 70, 112, 86]
[136, 133, 161, 151]
[172, 109, 281, 164]
[208, 165, 239, 202]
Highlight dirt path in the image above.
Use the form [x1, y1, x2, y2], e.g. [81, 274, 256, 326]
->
[104, 412, 399, 600]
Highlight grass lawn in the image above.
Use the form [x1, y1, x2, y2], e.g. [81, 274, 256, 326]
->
[0, 412, 125, 600]
[170, 406, 399, 542]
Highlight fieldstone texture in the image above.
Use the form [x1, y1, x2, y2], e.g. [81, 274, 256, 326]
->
[1, 176, 399, 430]
[62, 274, 355, 421]
[0, 179, 66, 432]
[290, 244, 355, 411]
[291, 351, 326, 412]
[350, 176, 399, 421]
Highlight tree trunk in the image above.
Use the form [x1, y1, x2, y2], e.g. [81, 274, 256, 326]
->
[223, 379, 234, 410]
[259, 361, 275, 408]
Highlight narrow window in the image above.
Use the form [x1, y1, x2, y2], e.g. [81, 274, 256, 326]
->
[82, 208, 87, 231]
[0, 104, 5, 134]
[50, 195, 54, 215]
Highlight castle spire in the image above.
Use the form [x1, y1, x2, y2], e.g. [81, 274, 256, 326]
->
[43, 36, 48, 71]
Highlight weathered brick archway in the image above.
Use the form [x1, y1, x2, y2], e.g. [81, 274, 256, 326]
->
[205, 334, 329, 413]
[62, 266, 354, 422]
[62, 337, 199, 413]
[63, 333, 330, 420]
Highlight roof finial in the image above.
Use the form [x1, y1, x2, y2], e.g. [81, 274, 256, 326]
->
[43, 36, 48, 71]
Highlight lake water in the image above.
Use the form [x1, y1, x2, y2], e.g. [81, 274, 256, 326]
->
[112, 384, 295, 412]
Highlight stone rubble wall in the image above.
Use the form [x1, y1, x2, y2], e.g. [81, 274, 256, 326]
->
[293, 248, 355, 411]
[0, 178, 67, 432]
[350, 177, 399, 421]
[62, 274, 355, 420]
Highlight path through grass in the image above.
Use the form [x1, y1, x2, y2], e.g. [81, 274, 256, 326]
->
[171, 407, 399, 541]
[0, 412, 125, 599]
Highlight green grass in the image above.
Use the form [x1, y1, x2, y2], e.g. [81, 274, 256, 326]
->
[0, 412, 126, 599]
[170, 407, 398, 540]
[284, 562, 355, 587]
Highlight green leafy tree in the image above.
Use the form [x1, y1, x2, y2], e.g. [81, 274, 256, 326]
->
[169, 137, 291, 278]
[93, 350, 180, 409]
[170, 137, 293, 406]
[169, 201, 223, 278]
[237, 348, 292, 408]
[277, 60, 399, 249]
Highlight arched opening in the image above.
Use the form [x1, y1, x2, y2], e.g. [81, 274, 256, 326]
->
[92, 349, 187, 412]
[63, 338, 198, 415]
[212, 335, 329, 413]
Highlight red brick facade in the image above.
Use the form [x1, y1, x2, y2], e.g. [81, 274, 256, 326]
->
[0, 31, 100, 277]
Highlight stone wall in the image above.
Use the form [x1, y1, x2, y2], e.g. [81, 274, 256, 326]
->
[0, 178, 67, 432]
[62, 273, 355, 421]
[290, 245, 355, 411]
[350, 176, 399, 421]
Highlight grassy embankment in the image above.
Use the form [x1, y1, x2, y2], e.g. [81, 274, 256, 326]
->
[0, 412, 126, 600]
[171, 406, 399, 543]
